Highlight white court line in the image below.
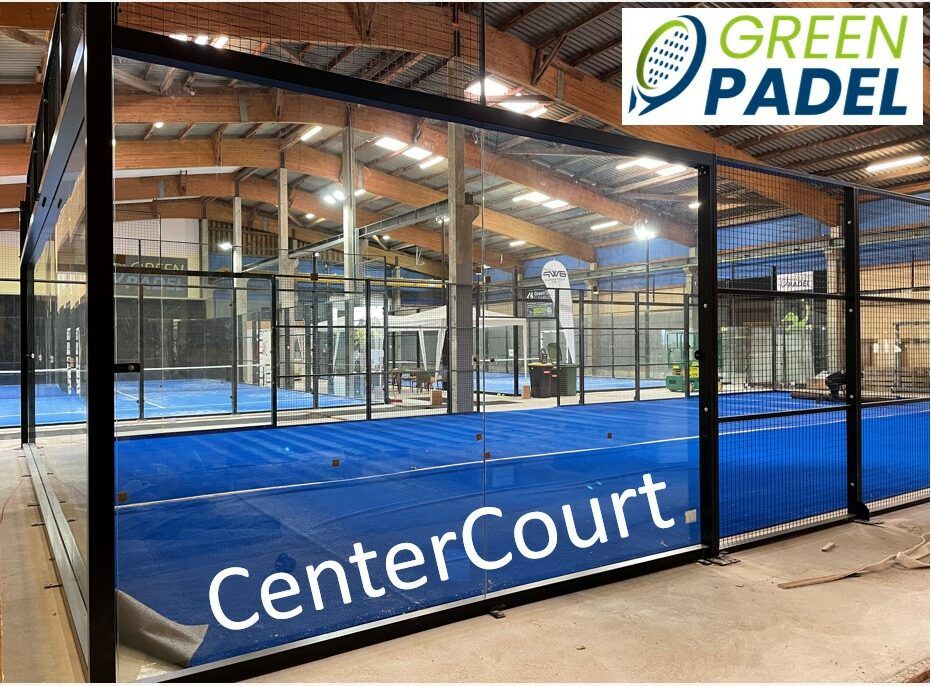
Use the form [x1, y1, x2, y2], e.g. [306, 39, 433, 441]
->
[116, 389, 167, 409]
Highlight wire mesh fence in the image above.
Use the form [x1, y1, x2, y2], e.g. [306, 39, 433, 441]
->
[858, 191, 930, 511]
[717, 162, 855, 546]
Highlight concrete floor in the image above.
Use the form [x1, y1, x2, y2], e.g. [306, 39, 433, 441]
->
[0, 440, 84, 682]
[0, 432, 926, 682]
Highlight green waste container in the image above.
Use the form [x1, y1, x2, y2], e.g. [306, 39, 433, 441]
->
[556, 364, 578, 397]
[528, 363, 556, 398]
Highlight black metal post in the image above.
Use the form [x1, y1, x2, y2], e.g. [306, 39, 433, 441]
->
[683, 293, 691, 399]
[85, 4, 116, 679]
[843, 187, 867, 519]
[230, 286, 238, 414]
[364, 278, 372, 420]
[270, 279, 278, 427]
[697, 162, 720, 557]
[579, 290, 585, 404]
[555, 287, 561, 408]
[644, 238, 651, 384]
[310, 299, 319, 410]
[474, 284, 481, 412]
[634, 291, 641, 401]
[771, 265, 778, 390]
[446, 283, 452, 414]
[19, 201, 34, 446]
[512, 267, 519, 395]
[137, 281, 144, 419]
[382, 292, 389, 405]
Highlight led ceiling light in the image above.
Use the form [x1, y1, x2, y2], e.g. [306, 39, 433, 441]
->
[194, 35, 209, 45]
[153, 121, 164, 129]
[509, 240, 526, 247]
[374, 136, 407, 152]
[300, 125, 322, 141]
[634, 226, 657, 241]
[465, 76, 510, 98]
[402, 146, 432, 161]
[655, 164, 688, 177]
[218, 241, 232, 251]
[688, 201, 700, 209]
[168, 33, 190, 41]
[543, 199, 569, 209]
[865, 155, 924, 173]
[616, 157, 666, 171]
[332, 189, 346, 202]
[354, 189, 366, 197]
[513, 191, 550, 203]
[419, 156, 444, 169]
[305, 213, 315, 220]
[212, 35, 228, 48]
[590, 220, 619, 231]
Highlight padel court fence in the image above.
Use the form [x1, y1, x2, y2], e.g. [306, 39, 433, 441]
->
[716, 162, 929, 547]
[13, 4, 930, 680]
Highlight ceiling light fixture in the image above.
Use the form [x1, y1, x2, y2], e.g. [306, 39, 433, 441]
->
[509, 240, 526, 247]
[354, 189, 366, 197]
[865, 155, 924, 173]
[323, 194, 336, 205]
[616, 157, 666, 171]
[212, 35, 228, 49]
[218, 241, 232, 251]
[374, 136, 406, 152]
[419, 156, 444, 169]
[590, 220, 619, 231]
[634, 226, 657, 241]
[168, 33, 190, 41]
[194, 35, 209, 45]
[153, 121, 164, 129]
[332, 189, 346, 202]
[688, 201, 700, 209]
[465, 76, 510, 98]
[543, 199, 569, 209]
[655, 164, 688, 177]
[402, 146, 432, 161]
[300, 125, 322, 142]
[382, 235, 391, 241]
[513, 191, 550, 203]
[304, 213, 315, 220]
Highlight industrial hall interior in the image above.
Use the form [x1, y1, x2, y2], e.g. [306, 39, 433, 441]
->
[0, 1, 927, 683]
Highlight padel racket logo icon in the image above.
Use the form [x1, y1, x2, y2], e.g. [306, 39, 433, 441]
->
[629, 15, 706, 115]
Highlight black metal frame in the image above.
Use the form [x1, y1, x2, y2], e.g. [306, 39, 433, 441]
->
[15, 4, 928, 682]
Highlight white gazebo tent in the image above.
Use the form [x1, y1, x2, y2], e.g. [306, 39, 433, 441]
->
[386, 305, 530, 376]
[327, 305, 530, 376]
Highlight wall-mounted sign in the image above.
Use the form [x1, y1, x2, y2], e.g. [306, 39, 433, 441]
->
[523, 287, 554, 318]
[114, 255, 188, 298]
[776, 271, 813, 292]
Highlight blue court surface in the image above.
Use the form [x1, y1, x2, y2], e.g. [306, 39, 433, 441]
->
[113, 393, 928, 667]
[0, 373, 668, 428]
[476, 371, 666, 395]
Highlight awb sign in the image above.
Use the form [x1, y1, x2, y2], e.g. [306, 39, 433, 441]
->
[621, 8, 923, 125]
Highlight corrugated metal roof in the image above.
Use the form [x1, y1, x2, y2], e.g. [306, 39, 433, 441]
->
[0, 32, 45, 84]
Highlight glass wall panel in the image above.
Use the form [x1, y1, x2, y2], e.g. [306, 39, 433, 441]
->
[0, 232, 19, 430]
[475, 129, 701, 592]
[33, 126, 89, 574]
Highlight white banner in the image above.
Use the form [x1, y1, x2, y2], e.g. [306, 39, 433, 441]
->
[621, 8, 923, 125]
[540, 260, 576, 364]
